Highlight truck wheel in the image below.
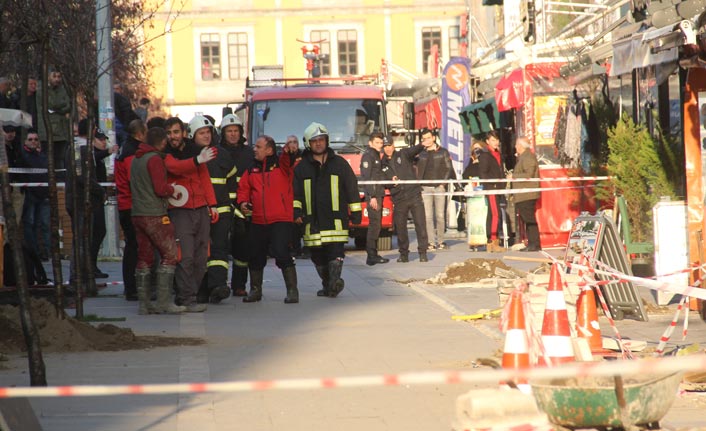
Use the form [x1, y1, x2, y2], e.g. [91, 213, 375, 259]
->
[377, 235, 392, 251]
[354, 236, 366, 249]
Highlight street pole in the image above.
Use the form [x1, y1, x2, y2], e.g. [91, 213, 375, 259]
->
[96, 0, 121, 257]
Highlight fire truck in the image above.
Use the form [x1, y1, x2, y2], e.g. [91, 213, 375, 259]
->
[226, 65, 413, 251]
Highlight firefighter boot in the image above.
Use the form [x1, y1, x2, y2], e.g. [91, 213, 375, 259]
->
[282, 266, 299, 304]
[155, 266, 186, 314]
[315, 265, 330, 297]
[243, 268, 263, 303]
[231, 266, 248, 297]
[327, 259, 345, 298]
[136, 268, 155, 315]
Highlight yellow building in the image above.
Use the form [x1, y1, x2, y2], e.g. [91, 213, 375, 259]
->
[144, 0, 488, 120]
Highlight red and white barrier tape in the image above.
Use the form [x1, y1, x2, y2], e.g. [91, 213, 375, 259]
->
[1, 353, 703, 399]
[10, 182, 115, 188]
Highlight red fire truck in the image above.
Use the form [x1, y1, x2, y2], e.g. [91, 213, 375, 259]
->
[227, 66, 412, 250]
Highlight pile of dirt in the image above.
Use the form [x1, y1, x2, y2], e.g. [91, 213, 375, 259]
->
[0, 299, 203, 354]
[426, 258, 519, 284]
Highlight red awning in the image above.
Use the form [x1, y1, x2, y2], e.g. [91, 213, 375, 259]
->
[494, 68, 526, 112]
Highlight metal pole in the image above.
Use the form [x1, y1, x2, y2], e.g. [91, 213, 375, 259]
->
[96, 0, 120, 258]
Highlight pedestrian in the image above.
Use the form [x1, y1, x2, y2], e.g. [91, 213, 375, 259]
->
[293, 122, 362, 298]
[37, 68, 71, 176]
[135, 97, 150, 122]
[381, 137, 429, 263]
[416, 128, 455, 250]
[198, 117, 237, 305]
[19, 129, 50, 261]
[509, 136, 541, 252]
[237, 135, 299, 303]
[219, 114, 253, 297]
[478, 130, 507, 252]
[360, 131, 390, 266]
[129, 127, 185, 315]
[164, 115, 218, 312]
[114, 119, 147, 300]
[284, 135, 308, 259]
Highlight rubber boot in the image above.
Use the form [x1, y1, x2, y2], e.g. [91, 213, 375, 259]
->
[315, 265, 330, 297]
[136, 268, 155, 315]
[154, 266, 185, 314]
[243, 268, 263, 302]
[282, 266, 299, 304]
[231, 266, 248, 297]
[327, 259, 345, 298]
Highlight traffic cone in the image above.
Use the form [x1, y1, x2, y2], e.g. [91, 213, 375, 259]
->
[576, 284, 603, 353]
[540, 263, 574, 366]
[501, 289, 531, 392]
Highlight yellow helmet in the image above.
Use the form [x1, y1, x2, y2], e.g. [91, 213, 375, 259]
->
[302, 122, 329, 149]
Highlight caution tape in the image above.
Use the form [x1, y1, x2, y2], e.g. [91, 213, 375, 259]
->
[0, 353, 703, 399]
[10, 182, 116, 188]
[357, 176, 610, 185]
[8, 167, 66, 173]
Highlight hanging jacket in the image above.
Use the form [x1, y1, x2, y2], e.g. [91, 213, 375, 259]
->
[293, 148, 362, 246]
[237, 150, 294, 225]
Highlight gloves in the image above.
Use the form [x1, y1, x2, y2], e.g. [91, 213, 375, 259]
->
[208, 206, 219, 224]
[196, 146, 218, 164]
[350, 211, 362, 225]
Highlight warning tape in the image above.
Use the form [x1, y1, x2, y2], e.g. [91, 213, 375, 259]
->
[357, 176, 610, 185]
[10, 182, 115, 188]
[8, 167, 66, 173]
[0, 353, 703, 399]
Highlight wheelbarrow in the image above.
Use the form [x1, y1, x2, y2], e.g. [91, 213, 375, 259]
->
[530, 372, 682, 429]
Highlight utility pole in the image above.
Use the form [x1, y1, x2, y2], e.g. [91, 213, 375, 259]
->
[96, 0, 121, 258]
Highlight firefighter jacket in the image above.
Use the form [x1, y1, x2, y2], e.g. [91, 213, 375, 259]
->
[205, 144, 237, 215]
[222, 140, 254, 197]
[237, 151, 294, 225]
[293, 148, 362, 247]
[164, 141, 216, 209]
[381, 144, 425, 203]
[415, 144, 455, 187]
[359, 147, 384, 200]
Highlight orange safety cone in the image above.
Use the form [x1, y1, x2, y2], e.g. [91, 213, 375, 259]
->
[540, 263, 574, 366]
[501, 289, 531, 392]
[576, 284, 603, 353]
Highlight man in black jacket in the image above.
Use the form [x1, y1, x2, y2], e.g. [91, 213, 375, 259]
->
[359, 132, 389, 266]
[382, 139, 429, 263]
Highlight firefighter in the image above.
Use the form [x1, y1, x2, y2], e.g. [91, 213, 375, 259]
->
[237, 135, 298, 303]
[198, 118, 238, 304]
[359, 131, 389, 266]
[220, 114, 254, 297]
[293, 122, 362, 298]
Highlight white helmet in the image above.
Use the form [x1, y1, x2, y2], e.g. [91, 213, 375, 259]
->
[188, 115, 215, 140]
[220, 114, 243, 133]
[303, 122, 329, 149]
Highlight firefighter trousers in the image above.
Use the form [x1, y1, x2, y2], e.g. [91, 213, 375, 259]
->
[230, 214, 251, 291]
[204, 210, 233, 292]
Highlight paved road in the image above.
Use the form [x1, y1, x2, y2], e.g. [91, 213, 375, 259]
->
[2, 235, 706, 430]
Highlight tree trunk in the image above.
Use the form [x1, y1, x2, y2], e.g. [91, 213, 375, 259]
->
[83, 113, 97, 298]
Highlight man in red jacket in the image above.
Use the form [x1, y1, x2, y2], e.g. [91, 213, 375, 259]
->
[164, 115, 218, 312]
[237, 135, 298, 303]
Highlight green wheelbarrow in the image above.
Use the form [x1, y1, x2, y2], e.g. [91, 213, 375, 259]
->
[531, 372, 682, 430]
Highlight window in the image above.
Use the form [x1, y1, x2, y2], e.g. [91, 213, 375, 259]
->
[422, 27, 442, 75]
[228, 32, 248, 80]
[337, 30, 358, 76]
[310, 30, 331, 76]
[201, 33, 221, 80]
[449, 25, 461, 58]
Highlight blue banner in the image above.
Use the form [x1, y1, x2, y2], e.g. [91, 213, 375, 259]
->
[440, 57, 472, 177]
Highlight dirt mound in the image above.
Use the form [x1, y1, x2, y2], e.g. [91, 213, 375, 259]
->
[426, 258, 518, 284]
[0, 299, 203, 354]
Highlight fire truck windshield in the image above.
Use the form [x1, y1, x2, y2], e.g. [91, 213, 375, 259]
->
[250, 99, 384, 153]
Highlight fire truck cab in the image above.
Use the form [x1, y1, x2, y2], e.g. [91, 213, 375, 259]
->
[227, 66, 411, 250]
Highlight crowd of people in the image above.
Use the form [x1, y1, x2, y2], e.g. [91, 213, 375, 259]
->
[2, 73, 543, 312]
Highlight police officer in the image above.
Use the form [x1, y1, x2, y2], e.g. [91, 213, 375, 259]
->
[293, 122, 362, 298]
[220, 114, 254, 297]
[360, 131, 389, 266]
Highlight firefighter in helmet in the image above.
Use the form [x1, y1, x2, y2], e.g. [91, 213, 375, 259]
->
[293, 122, 362, 298]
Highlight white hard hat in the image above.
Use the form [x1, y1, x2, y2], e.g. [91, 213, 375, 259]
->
[220, 114, 243, 133]
[188, 115, 215, 139]
[303, 122, 329, 149]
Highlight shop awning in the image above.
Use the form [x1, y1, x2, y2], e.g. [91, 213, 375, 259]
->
[494, 68, 526, 112]
[460, 98, 499, 135]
